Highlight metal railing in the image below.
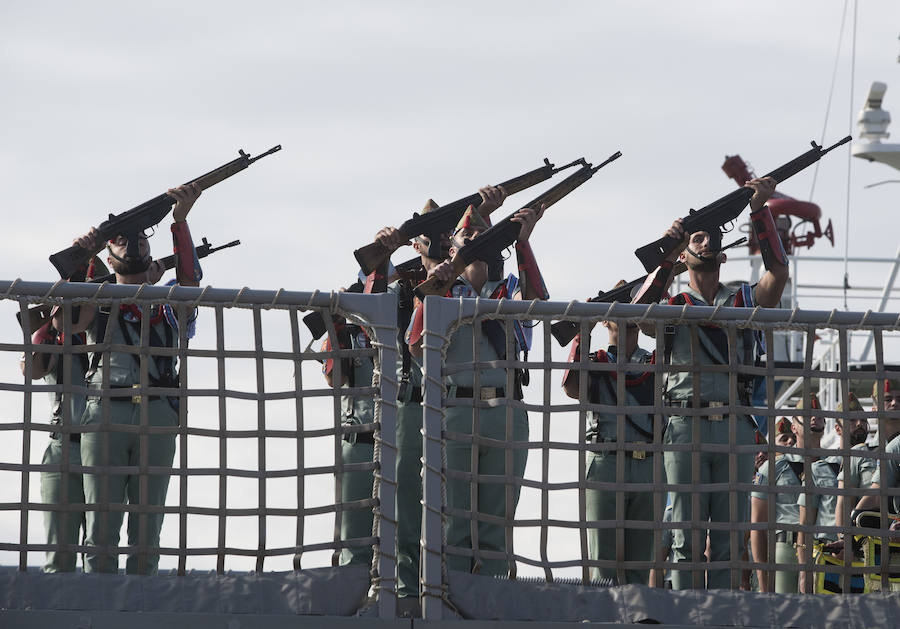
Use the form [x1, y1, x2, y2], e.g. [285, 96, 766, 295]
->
[4, 280, 900, 622]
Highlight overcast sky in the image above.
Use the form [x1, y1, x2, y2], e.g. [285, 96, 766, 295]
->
[2, 0, 900, 574]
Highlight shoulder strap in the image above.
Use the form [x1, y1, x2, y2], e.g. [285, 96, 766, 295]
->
[788, 460, 805, 481]
[86, 308, 110, 381]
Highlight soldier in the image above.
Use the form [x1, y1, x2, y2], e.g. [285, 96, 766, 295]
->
[372, 187, 505, 609]
[407, 202, 547, 577]
[561, 302, 657, 585]
[790, 395, 842, 593]
[750, 417, 803, 593]
[646, 176, 785, 589]
[853, 379, 900, 523]
[20, 257, 127, 572]
[834, 392, 874, 533]
[57, 183, 202, 574]
[321, 285, 378, 568]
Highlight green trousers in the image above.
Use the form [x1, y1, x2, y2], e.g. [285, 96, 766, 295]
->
[663, 415, 755, 590]
[774, 540, 799, 593]
[444, 404, 528, 577]
[339, 437, 376, 567]
[40, 437, 85, 572]
[80, 398, 177, 574]
[585, 450, 654, 585]
[395, 401, 423, 597]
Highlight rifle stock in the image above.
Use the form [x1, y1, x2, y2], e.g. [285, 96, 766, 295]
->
[553, 237, 746, 346]
[414, 152, 622, 299]
[634, 136, 850, 272]
[49, 145, 280, 278]
[353, 158, 584, 275]
[20, 237, 241, 335]
[549, 261, 688, 346]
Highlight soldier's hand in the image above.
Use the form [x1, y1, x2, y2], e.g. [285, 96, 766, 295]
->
[512, 204, 545, 243]
[74, 227, 103, 255]
[746, 176, 777, 212]
[477, 185, 507, 216]
[427, 260, 456, 282]
[145, 259, 165, 285]
[170, 183, 202, 222]
[664, 218, 688, 262]
[374, 226, 410, 252]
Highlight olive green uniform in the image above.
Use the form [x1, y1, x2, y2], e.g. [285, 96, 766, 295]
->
[752, 455, 802, 592]
[81, 309, 182, 574]
[335, 325, 377, 566]
[664, 283, 758, 590]
[438, 277, 529, 577]
[837, 443, 878, 492]
[872, 434, 900, 513]
[582, 345, 656, 585]
[389, 279, 426, 598]
[797, 456, 841, 542]
[39, 346, 89, 572]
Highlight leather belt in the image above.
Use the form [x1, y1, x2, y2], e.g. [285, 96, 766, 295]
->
[453, 386, 506, 400]
[343, 431, 375, 445]
[593, 436, 650, 458]
[87, 384, 164, 404]
[52, 432, 81, 443]
[667, 399, 728, 421]
[775, 531, 797, 544]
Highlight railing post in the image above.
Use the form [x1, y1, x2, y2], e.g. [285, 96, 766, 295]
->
[421, 295, 449, 620]
[368, 291, 399, 620]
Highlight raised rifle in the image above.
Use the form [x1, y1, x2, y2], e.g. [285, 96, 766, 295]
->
[550, 237, 747, 346]
[353, 157, 584, 276]
[49, 145, 280, 278]
[19, 237, 241, 336]
[415, 151, 622, 299]
[633, 136, 851, 273]
[90, 237, 240, 283]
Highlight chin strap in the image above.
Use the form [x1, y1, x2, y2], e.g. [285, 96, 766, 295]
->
[751, 204, 788, 269]
[515, 241, 549, 300]
[171, 221, 203, 284]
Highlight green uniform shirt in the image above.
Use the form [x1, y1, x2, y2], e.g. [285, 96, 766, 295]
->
[342, 326, 376, 424]
[836, 443, 878, 490]
[387, 280, 422, 390]
[872, 434, 900, 513]
[85, 310, 177, 388]
[664, 283, 756, 402]
[585, 346, 655, 443]
[797, 456, 840, 540]
[443, 278, 519, 389]
[752, 455, 801, 528]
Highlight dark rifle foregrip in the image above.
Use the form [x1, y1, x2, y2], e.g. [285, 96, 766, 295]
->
[49, 243, 93, 279]
[354, 241, 391, 276]
[634, 234, 683, 273]
[550, 320, 579, 346]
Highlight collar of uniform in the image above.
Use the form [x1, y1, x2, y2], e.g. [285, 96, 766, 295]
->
[682, 282, 733, 307]
[455, 277, 507, 298]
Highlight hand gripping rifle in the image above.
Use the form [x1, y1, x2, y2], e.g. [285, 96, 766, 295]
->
[550, 237, 747, 346]
[633, 136, 851, 273]
[415, 151, 623, 299]
[19, 237, 241, 336]
[353, 157, 585, 276]
[49, 145, 281, 278]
